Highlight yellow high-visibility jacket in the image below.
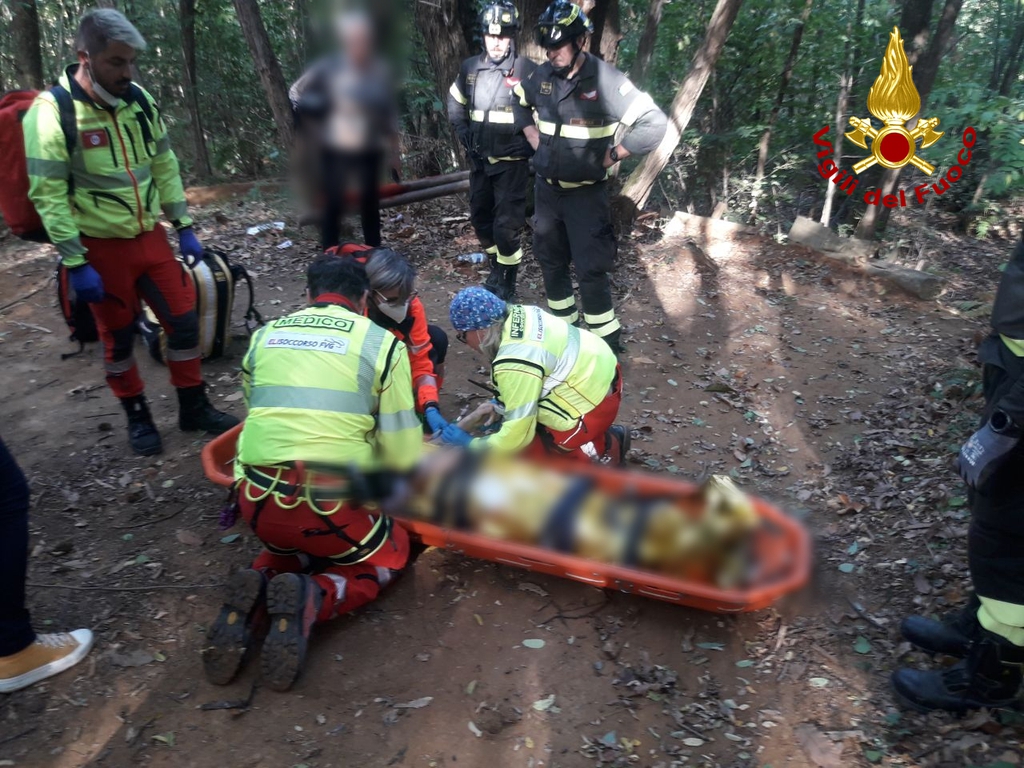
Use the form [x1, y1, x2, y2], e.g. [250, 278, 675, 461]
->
[237, 304, 423, 473]
[473, 305, 618, 453]
[22, 65, 192, 267]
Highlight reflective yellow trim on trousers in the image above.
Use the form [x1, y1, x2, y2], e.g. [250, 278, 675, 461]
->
[536, 120, 618, 139]
[589, 317, 621, 337]
[547, 296, 576, 311]
[449, 82, 468, 105]
[496, 248, 522, 266]
[488, 156, 527, 164]
[543, 177, 606, 188]
[1001, 335, 1024, 357]
[584, 309, 616, 326]
[485, 245, 499, 255]
[979, 596, 1024, 647]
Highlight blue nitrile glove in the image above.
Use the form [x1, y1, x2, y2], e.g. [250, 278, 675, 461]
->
[424, 406, 449, 434]
[178, 227, 204, 267]
[68, 263, 104, 303]
[440, 423, 473, 447]
[956, 410, 1022, 489]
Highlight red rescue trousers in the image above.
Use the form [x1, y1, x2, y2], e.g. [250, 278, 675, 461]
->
[82, 227, 202, 398]
[524, 366, 623, 463]
[238, 478, 409, 624]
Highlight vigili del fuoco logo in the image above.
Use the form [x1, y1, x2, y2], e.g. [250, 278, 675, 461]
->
[811, 27, 976, 209]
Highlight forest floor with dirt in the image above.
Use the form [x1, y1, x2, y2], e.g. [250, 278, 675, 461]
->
[0, 193, 1022, 768]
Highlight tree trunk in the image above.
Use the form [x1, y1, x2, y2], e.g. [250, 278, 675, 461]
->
[232, 0, 294, 149]
[588, 0, 622, 65]
[749, 0, 814, 224]
[620, 0, 744, 215]
[9, 0, 44, 89]
[855, 0, 962, 240]
[179, 0, 212, 178]
[998, 14, 1024, 96]
[630, 0, 667, 86]
[415, 0, 474, 159]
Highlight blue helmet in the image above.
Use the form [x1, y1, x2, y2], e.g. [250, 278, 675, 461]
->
[450, 287, 508, 332]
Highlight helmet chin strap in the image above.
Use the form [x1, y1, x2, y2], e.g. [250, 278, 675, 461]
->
[552, 39, 582, 78]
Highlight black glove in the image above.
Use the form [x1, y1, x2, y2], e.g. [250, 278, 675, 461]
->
[956, 410, 1022, 489]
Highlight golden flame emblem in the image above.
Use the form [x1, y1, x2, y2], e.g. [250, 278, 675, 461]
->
[845, 27, 944, 175]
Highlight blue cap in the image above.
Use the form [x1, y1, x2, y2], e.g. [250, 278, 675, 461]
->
[450, 287, 507, 332]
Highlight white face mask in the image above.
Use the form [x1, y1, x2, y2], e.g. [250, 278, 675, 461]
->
[86, 61, 123, 107]
[376, 299, 409, 324]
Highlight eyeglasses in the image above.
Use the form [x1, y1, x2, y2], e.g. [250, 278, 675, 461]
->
[373, 290, 416, 309]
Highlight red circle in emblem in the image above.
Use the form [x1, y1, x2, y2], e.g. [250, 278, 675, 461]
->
[879, 132, 910, 163]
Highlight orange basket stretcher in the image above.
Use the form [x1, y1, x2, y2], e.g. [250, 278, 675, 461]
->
[201, 424, 811, 613]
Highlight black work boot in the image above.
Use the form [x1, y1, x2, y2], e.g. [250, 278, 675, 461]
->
[483, 263, 518, 301]
[602, 329, 625, 356]
[203, 569, 269, 685]
[891, 632, 1024, 713]
[177, 384, 240, 434]
[900, 593, 981, 657]
[602, 424, 631, 466]
[120, 395, 163, 456]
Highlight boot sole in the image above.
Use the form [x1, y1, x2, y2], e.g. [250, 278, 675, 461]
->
[261, 574, 319, 692]
[203, 570, 265, 686]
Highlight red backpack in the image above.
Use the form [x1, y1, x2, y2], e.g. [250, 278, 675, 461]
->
[0, 86, 77, 241]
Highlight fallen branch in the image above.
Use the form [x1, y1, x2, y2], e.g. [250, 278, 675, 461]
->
[0, 277, 53, 314]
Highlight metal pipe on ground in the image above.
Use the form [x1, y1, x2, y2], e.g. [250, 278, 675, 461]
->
[380, 180, 471, 209]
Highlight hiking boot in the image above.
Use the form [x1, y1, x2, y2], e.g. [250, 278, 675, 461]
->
[0, 630, 94, 693]
[483, 263, 518, 301]
[121, 395, 163, 456]
[900, 594, 981, 658]
[177, 384, 240, 434]
[602, 329, 625, 357]
[603, 424, 631, 466]
[891, 633, 1024, 714]
[203, 569, 269, 686]
[260, 573, 324, 692]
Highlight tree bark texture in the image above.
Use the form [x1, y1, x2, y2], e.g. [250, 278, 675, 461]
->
[620, 0, 744, 214]
[8, 0, 45, 89]
[749, 0, 814, 224]
[179, 0, 212, 178]
[232, 0, 294, 149]
[588, 0, 622, 64]
[630, 0, 666, 86]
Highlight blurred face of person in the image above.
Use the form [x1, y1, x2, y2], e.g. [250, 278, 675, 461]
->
[485, 35, 511, 60]
[546, 38, 577, 70]
[340, 18, 374, 67]
[79, 41, 136, 99]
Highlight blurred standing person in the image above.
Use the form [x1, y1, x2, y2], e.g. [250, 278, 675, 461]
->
[447, 2, 536, 300]
[290, 11, 401, 249]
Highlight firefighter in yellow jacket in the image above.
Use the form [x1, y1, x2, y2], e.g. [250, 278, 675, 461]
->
[23, 9, 236, 456]
[438, 287, 629, 464]
[204, 256, 422, 692]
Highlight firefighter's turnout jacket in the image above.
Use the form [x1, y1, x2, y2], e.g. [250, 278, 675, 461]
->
[23, 65, 192, 268]
[448, 52, 537, 166]
[513, 53, 667, 185]
[237, 302, 423, 474]
[473, 304, 618, 453]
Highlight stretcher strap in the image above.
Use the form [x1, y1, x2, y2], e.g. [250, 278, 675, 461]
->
[622, 498, 664, 567]
[540, 476, 595, 553]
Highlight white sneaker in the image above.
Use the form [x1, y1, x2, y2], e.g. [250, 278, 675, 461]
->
[0, 629, 94, 693]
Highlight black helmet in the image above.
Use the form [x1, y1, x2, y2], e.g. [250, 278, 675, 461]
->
[481, 2, 520, 37]
[535, 0, 593, 49]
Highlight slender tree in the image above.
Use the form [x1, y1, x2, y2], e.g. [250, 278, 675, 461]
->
[588, 0, 622, 64]
[179, 0, 212, 178]
[630, 0, 666, 86]
[620, 0, 745, 215]
[232, 0, 294, 149]
[9, 0, 45, 89]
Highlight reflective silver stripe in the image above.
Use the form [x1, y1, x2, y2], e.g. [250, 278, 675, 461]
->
[470, 109, 486, 122]
[75, 166, 153, 191]
[249, 385, 371, 414]
[449, 82, 468, 106]
[105, 355, 137, 374]
[589, 317, 622, 337]
[487, 110, 515, 124]
[584, 308, 616, 325]
[26, 157, 69, 179]
[163, 200, 188, 221]
[620, 92, 656, 127]
[496, 342, 557, 371]
[154, 136, 171, 154]
[409, 342, 430, 354]
[414, 374, 438, 393]
[542, 323, 579, 398]
[504, 401, 538, 421]
[547, 296, 576, 311]
[496, 247, 522, 266]
[378, 408, 420, 432]
[165, 346, 201, 362]
[358, 324, 388, 407]
[55, 236, 85, 261]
